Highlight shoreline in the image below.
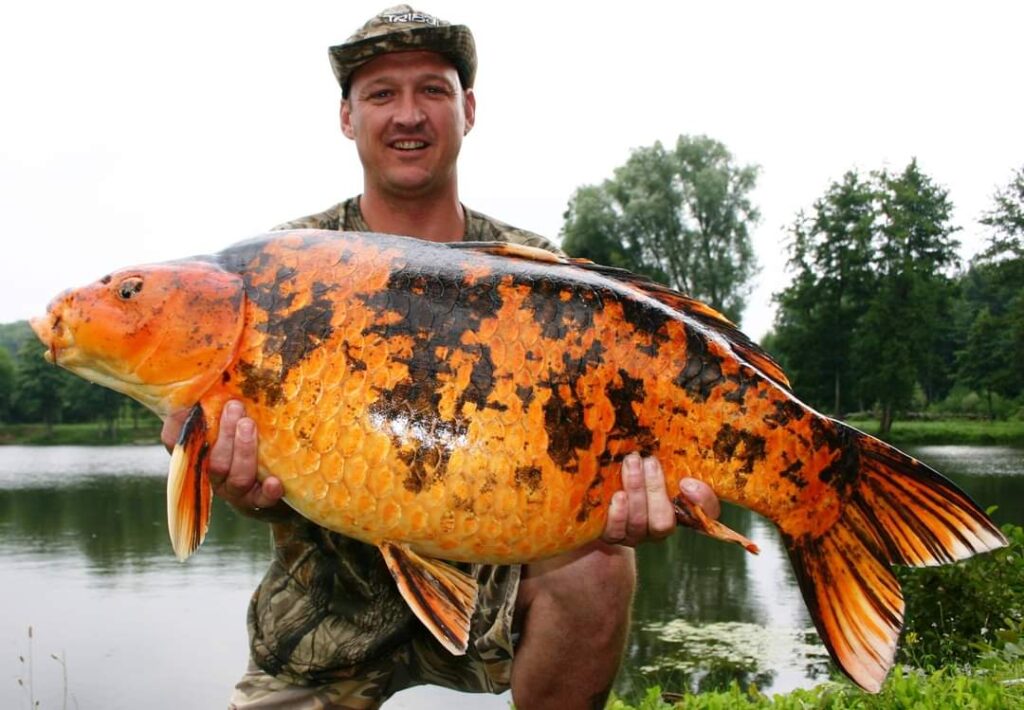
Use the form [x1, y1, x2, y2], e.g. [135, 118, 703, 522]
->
[2, 418, 1022, 447]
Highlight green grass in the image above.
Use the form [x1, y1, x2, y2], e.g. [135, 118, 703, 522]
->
[844, 418, 1024, 446]
[0, 420, 162, 445]
[609, 661, 1024, 709]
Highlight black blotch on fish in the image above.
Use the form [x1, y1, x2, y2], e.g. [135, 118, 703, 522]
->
[275, 297, 335, 375]
[236, 361, 284, 406]
[343, 342, 368, 372]
[764, 398, 806, 429]
[618, 293, 673, 358]
[723, 365, 760, 409]
[542, 376, 592, 474]
[605, 369, 656, 455]
[674, 328, 724, 402]
[514, 466, 543, 492]
[817, 426, 859, 494]
[779, 459, 807, 489]
[521, 279, 599, 341]
[515, 385, 535, 410]
[576, 472, 606, 523]
[712, 423, 767, 475]
[362, 264, 506, 492]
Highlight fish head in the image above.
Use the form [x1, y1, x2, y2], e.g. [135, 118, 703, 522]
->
[31, 261, 245, 416]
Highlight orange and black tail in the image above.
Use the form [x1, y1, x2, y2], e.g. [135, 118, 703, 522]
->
[785, 426, 1007, 692]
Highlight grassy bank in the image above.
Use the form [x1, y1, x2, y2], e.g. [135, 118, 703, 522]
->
[846, 418, 1024, 447]
[610, 661, 1024, 709]
[0, 420, 162, 445]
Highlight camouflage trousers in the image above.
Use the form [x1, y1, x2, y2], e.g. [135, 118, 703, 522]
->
[229, 624, 516, 710]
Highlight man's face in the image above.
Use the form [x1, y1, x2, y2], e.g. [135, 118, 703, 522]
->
[341, 51, 476, 199]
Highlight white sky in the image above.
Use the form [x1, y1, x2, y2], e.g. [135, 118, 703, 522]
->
[2, 0, 1022, 341]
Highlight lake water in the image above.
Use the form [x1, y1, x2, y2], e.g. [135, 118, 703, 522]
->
[1, 444, 1020, 709]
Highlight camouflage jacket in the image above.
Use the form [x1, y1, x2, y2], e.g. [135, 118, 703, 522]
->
[247, 197, 560, 690]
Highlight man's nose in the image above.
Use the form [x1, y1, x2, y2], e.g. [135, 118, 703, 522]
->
[393, 93, 427, 128]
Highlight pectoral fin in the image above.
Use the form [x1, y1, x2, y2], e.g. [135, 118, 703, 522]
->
[378, 541, 479, 655]
[674, 494, 760, 554]
[167, 404, 213, 561]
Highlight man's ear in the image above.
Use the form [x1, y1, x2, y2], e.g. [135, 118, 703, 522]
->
[463, 88, 476, 136]
[340, 99, 356, 140]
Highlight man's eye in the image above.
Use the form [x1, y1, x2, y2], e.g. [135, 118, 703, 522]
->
[424, 86, 449, 96]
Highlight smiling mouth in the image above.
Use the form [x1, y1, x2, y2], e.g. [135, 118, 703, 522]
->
[391, 140, 428, 151]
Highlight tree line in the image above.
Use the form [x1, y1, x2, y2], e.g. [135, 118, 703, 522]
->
[562, 136, 1022, 433]
[768, 162, 1022, 432]
[2, 140, 1021, 436]
[0, 322, 153, 434]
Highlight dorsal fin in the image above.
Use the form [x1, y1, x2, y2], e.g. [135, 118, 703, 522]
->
[449, 241, 792, 391]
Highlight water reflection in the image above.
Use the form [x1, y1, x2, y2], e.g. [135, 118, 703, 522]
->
[0, 466, 270, 574]
[0, 444, 1020, 707]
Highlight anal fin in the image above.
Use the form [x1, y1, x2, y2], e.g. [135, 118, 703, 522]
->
[167, 404, 213, 561]
[674, 494, 760, 554]
[379, 541, 479, 655]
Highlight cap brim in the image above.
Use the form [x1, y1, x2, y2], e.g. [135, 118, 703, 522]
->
[329, 24, 476, 90]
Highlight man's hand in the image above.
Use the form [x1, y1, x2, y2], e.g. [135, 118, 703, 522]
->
[601, 453, 720, 547]
[161, 401, 289, 521]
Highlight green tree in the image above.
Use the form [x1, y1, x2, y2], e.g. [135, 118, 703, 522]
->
[561, 134, 760, 323]
[857, 160, 960, 433]
[956, 165, 1024, 407]
[772, 171, 877, 416]
[562, 184, 638, 270]
[0, 347, 15, 422]
[0, 320, 34, 358]
[12, 340, 66, 430]
[980, 165, 1024, 253]
[61, 376, 125, 438]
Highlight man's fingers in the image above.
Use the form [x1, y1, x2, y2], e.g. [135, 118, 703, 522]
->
[223, 416, 259, 498]
[622, 453, 648, 545]
[244, 476, 285, 511]
[602, 491, 628, 544]
[209, 401, 245, 483]
[679, 478, 721, 520]
[643, 457, 675, 539]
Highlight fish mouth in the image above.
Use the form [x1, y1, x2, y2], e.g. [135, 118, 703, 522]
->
[30, 312, 71, 365]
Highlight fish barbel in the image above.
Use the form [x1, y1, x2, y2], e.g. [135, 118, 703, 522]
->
[31, 230, 1006, 692]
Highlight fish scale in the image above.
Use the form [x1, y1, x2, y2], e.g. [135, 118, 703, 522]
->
[32, 229, 1007, 693]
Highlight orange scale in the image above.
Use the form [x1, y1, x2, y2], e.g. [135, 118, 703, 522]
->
[335, 425, 365, 458]
[366, 468, 394, 498]
[327, 482, 351, 510]
[319, 450, 344, 484]
[311, 418, 339, 455]
[379, 500, 403, 530]
[344, 456, 368, 490]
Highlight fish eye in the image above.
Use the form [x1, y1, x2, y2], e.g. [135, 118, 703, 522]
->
[117, 277, 144, 300]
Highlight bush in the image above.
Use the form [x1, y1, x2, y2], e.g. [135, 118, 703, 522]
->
[896, 521, 1024, 668]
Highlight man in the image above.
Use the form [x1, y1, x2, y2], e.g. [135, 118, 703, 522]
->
[163, 6, 720, 709]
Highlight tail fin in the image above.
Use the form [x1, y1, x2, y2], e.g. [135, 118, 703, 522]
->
[786, 426, 1007, 692]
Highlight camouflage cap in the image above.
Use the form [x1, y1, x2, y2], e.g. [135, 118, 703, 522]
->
[329, 5, 477, 93]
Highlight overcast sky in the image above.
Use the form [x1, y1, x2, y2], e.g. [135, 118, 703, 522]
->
[2, 0, 1022, 341]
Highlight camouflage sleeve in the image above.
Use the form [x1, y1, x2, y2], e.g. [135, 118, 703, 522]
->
[271, 204, 344, 232]
[463, 207, 565, 256]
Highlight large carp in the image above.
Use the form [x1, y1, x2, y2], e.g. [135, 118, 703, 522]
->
[32, 230, 1005, 692]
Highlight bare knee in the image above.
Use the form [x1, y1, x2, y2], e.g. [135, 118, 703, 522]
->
[512, 543, 636, 708]
[519, 541, 636, 624]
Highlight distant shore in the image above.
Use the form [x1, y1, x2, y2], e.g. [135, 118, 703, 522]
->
[0, 421, 163, 446]
[846, 418, 1024, 447]
[1, 418, 1022, 447]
